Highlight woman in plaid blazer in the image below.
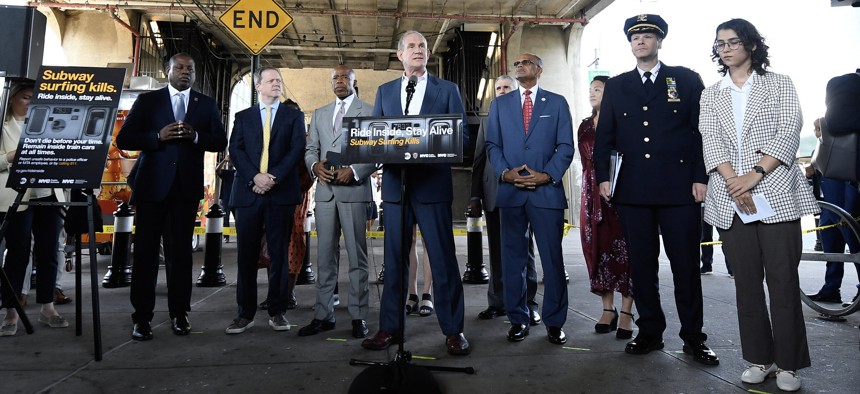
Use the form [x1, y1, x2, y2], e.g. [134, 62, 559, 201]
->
[699, 19, 819, 392]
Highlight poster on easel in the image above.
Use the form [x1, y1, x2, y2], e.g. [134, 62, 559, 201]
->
[7, 66, 126, 189]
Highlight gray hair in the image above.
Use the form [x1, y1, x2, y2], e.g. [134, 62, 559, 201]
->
[253, 66, 281, 85]
[495, 75, 518, 88]
[397, 31, 428, 52]
[522, 53, 543, 67]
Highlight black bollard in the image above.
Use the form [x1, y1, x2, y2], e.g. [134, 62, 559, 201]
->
[103, 202, 133, 288]
[197, 204, 227, 287]
[462, 212, 489, 284]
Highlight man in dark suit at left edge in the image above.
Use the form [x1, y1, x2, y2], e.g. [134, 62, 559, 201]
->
[117, 53, 228, 341]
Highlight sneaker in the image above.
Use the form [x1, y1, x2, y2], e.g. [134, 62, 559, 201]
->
[225, 318, 254, 334]
[700, 266, 713, 275]
[776, 369, 801, 391]
[269, 314, 291, 331]
[333, 294, 341, 307]
[39, 314, 69, 328]
[741, 363, 777, 384]
[0, 320, 17, 336]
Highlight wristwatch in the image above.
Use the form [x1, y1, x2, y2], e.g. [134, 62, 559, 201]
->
[753, 165, 766, 175]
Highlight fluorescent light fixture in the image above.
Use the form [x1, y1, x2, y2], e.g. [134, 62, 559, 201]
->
[477, 78, 486, 101]
[149, 20, 163, 47]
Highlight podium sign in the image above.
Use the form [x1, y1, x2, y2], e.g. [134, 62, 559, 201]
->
[340, 114, 463, 164]
[7, 66, 125, 189]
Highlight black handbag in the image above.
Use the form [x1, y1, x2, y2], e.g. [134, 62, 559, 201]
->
[812, 120, 858, 182]
[63, 189, 104, 235]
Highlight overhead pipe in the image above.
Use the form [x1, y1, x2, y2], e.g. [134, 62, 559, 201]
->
[500, 21, 520, 76]
[31, 2, 588, 25]
[108, 7, 140, 77]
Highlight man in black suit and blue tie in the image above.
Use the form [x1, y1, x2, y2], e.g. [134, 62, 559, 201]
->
[117, 53, 227, 340]
[593, 14, 718, 365]
[360, 31, 471, 356]
[225, 67, 307, 334]
[485, 53, 574, 345]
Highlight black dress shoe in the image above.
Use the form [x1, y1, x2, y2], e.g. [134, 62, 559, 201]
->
[683, 340, 720, 365]
[529, 308, 542, 326]
[624, 336, 664, 355]
[298, 319, 336, 336]
[259, 299, 269, 310]
[507, 323, 529, 342]
[171, 315, 191, 336]
[478, 306, 506, 320]
[351, 320, 369, 338]
[807, 292, 842, 303]
[446, 333, 471, 356]
[132, 322, 153, 341]
[547, 326, 567, 345]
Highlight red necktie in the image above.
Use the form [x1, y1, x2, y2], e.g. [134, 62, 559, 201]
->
[523, 89, 533, 134]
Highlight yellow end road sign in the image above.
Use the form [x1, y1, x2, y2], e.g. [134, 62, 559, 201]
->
[219, 0, 293, 55]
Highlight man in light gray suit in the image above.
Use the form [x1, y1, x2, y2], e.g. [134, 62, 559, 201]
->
[300, 65, 375, 338]
[468, 75, 541, 325]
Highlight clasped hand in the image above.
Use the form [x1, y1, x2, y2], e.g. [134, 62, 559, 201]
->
[313, 160, 353, 185]
[252, 173, 276, 194]
[159, 121, 195, 142]
[726, 173, 761, 215]
[503, 165, 550, 190]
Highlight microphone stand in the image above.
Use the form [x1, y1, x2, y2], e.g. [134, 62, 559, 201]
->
[349, 78, 474, 393]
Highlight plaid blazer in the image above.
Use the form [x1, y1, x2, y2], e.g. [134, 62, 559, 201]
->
[699, 72, 819, 229]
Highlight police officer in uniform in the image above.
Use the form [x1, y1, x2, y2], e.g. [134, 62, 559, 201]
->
[594, 14, 718, 365]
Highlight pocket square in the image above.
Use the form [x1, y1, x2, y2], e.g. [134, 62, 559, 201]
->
[539, 115, 552, 118]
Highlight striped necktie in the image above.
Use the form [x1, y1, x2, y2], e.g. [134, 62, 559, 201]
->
[523, 89, 533, 134]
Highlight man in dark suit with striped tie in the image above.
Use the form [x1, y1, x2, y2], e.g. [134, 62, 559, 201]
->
[117, 53, 227, 340]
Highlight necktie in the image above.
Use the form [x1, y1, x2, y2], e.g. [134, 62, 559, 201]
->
[643, 71, 654, 94]
[173, 93, 185, 121]
[523, 89, 533, 134]
[260, 106, 271, 173]
[333, 101, 346, 136]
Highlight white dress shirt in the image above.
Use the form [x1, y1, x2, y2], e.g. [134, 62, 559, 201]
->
[400, 73, 427, 116]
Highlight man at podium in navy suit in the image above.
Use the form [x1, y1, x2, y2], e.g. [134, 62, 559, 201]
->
[360, 30, 471, 356]
[485, 53, 574, 345]
[117, 53, 227, 341]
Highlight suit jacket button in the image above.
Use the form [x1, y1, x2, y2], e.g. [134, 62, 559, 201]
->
[644, 137, 650, 142]
[645, 154, 651, 159]
[642, 106, 648, 111]
[680, 159, 684, 163]
[643, 121, 649, 126]
[623, 112, 627, 117]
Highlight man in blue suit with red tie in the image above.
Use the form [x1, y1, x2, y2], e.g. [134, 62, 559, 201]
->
[225, 67, 307, 335]
[485, 53, 574, 345]
[117, 53, 227, 340]
[360, 31, 471, 356]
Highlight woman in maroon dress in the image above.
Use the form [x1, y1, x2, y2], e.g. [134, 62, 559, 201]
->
[578, 75, 634, 339]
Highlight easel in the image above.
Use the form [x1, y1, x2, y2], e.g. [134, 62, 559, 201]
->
[0, 188, 104, 360]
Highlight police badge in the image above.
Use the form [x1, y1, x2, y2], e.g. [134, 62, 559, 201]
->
[666, 77, 680, 102]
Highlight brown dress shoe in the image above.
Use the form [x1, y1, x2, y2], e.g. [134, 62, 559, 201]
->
[54, 289, 72, 305]
[361, 330, 399, 350]
[446, 333, 471, 356]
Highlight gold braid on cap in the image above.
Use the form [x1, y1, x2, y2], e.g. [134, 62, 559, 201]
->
[627, 23, 665, 36]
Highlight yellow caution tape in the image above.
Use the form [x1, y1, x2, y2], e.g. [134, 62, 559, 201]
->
[411, 355, 437, 360]
[325, 338, 348, 342]
[561, 346, 590, 351]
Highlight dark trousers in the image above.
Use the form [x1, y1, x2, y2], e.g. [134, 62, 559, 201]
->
[616, 203, 705, 342]
[485, 207, 538, 310]
[380, 200, 464, 335]
[819, 177, 860, 296]
[0, 196, 63, 307]
[499, 203, 567, 328]
[235, 199, 294, 319]
[130, 188, 198, 323]
[719, 217, 811, 370]
[701, 206, 733, 275]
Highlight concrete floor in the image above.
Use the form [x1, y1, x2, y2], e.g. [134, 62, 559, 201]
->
[1, 222, 858, 394]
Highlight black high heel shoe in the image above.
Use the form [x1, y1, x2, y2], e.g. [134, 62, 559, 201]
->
[616, 310, 634, 339]
[594, 308, 618, 334]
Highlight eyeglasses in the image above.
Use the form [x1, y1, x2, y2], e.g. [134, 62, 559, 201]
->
[713, 38, 743, 51]
[513, 59, 536, 67]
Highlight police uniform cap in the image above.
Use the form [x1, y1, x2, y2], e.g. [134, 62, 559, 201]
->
[624, 14, 668, 41]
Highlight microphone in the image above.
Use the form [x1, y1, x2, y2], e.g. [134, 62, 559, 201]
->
[406, 75, 417, 93]
[404, 75, 418, 115]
